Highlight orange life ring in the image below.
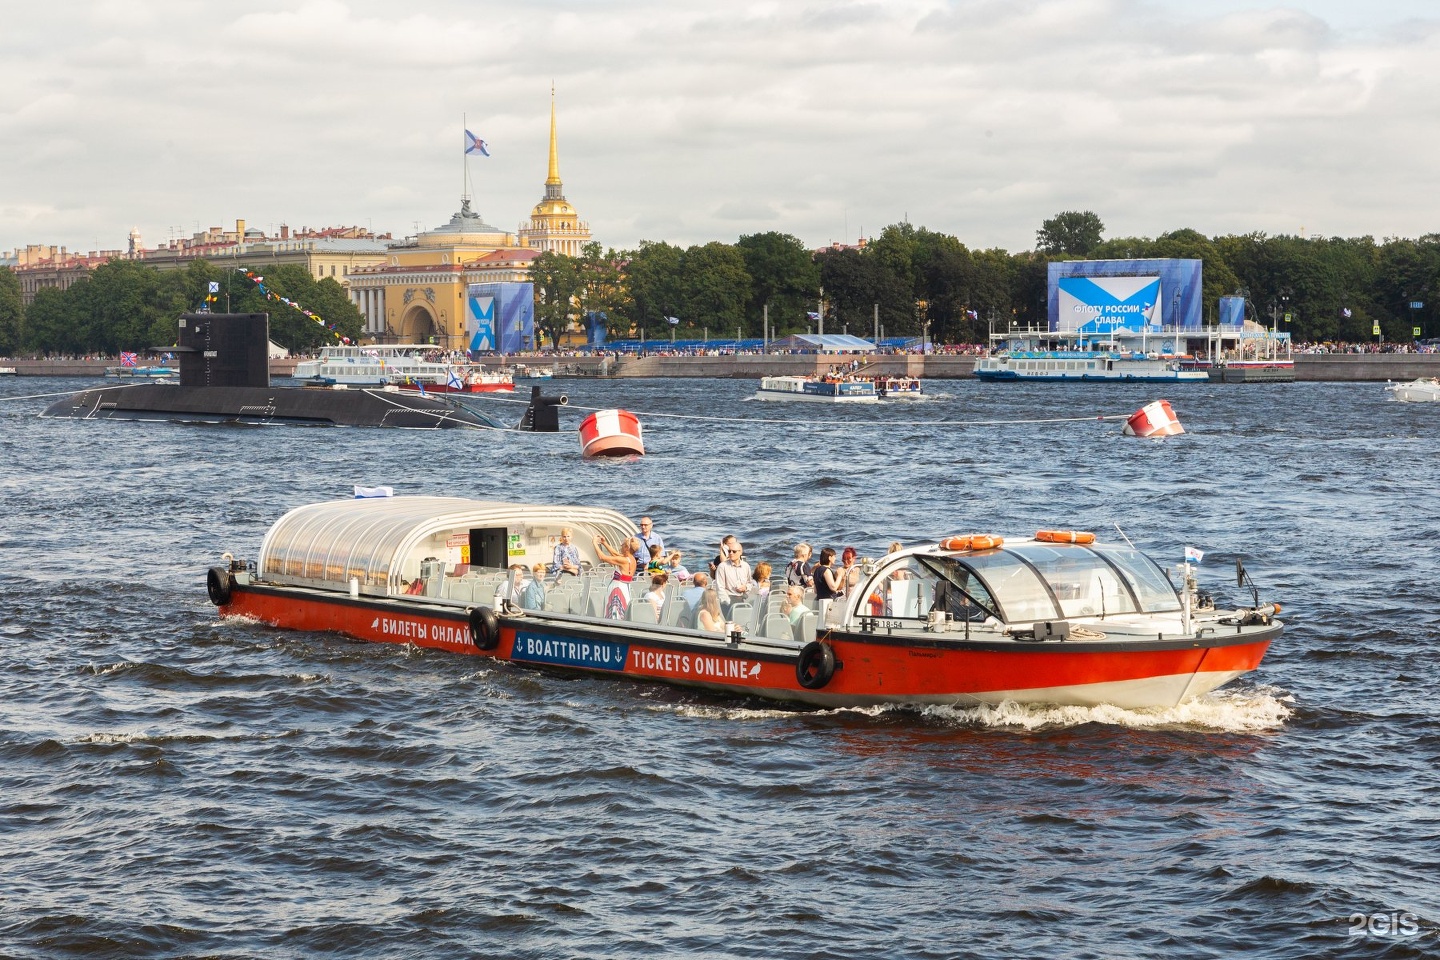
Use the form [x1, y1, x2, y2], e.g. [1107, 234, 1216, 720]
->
[1036, 530, 1096, 544]
[939, 534, 1004, 551]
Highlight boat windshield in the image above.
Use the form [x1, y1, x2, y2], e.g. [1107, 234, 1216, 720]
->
[882, 543, 1181, 624]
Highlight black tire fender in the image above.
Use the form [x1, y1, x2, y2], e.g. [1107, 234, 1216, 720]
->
[206, 566, 232, 606]
[469, 605, 501, 650]
[796, 641, 836, 689]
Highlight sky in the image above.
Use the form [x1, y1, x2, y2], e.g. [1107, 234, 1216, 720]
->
[2, 0, 1438, 259]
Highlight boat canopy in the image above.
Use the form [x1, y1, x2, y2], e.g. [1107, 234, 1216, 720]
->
[256, 496, 635, 597]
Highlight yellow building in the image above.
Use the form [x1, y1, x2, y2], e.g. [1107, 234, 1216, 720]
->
[348, 93, 590, 348]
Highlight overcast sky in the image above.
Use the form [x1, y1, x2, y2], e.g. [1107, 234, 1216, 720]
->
[2, 0, 1437, 259]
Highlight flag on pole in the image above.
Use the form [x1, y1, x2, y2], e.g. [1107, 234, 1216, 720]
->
[1184, 546, 1204, 564]
[665, 316, 680, 326]
[806, 311, 821, 321]
[447, 368, 464, 390]
[208, 281, 220, 293]
[1342, 307, 1352, 318]
[120, 352, 138, 367]
[465, 130, 489, 156]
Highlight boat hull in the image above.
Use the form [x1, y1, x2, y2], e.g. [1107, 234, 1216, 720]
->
[41, 384, 504, 429]
[218, 584, 1277, 710]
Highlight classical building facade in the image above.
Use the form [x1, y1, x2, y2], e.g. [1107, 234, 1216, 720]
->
[346, 94, 589, 348]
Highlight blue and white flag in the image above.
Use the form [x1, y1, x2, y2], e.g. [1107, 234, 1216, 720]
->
[208, 281, 220, 293]
[665, 316, 680, 326]
[1184, 546, 1204, 564]
[353, 485, 394, 499]
[806, 311, 821, 321]
[1342, 307, 1352, 318]
[465, 130, 489, 156]
[448, 368, 464, 390]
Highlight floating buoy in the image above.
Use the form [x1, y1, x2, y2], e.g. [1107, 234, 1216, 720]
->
[578, 409, 644, 458]
[1123, 399, 1184, 438]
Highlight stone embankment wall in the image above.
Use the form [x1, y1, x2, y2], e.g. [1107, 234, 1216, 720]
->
[7, 354, 1438, 381]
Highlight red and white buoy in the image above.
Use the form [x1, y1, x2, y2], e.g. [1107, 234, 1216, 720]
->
[578, 409, 645, 458]
[1123, 399, 1185, 438]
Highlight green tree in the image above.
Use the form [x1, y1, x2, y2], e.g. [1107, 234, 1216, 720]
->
[0, 267, 23, 355]
[622, 240, 684, 337]
[735, 232, 819, 334]
[22, 286, 78, 354]
[576, 242, 627, 339]
[815, 246, 911, 335]
[1036, 211, 1105, 257]
[530, 250, 584, 349]
[678, 242, 750, 335]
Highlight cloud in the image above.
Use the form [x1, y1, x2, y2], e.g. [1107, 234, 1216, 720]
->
[1, 0, 1438, 257]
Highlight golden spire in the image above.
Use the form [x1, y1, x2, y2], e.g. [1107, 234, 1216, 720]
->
[546, 84, 561, 187]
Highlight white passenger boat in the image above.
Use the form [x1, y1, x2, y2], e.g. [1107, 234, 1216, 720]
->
[1386, 377, 1440, 402]
[0, 366, 17, 376]
[292, 345, 513, 392]
[753, 375, 879, 402]
[975, 348, 1207, 383]
[206, 497, 1282, 710]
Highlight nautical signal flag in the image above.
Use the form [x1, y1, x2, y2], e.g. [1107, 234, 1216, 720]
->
[465, 130, 489, 156]
[447, 369, 464, 390]
[1184, 546, 1204, 564]
[120, 352, 138, 367]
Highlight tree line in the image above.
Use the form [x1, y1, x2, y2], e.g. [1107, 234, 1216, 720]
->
[3, 211, 1439, 355]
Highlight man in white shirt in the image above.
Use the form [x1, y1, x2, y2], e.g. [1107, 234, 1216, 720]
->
[712, 541, 752, 614]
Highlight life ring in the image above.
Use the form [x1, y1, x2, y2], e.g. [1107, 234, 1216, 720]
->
[796, 641, 836, 689]
[469, 605, 501, 650]
[206, 566, 232, 606]
[939, 534, 1004, 552]
[1036, 530, 1096, 544]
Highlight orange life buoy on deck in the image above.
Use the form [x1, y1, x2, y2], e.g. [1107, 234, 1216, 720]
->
[1035, 530, 1096, 544]
[939, 534, 1004, 552]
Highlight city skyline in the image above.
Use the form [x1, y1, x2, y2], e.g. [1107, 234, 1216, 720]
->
[3, 0, 1438, 260]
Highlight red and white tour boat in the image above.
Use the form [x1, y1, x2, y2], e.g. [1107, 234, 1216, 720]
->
[206, 497, 1281, 710]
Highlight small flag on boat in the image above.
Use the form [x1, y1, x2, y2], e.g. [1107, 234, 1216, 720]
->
[1184, 546, 1204, 564]
[448, 369, 464, 390]
[353, 485, 394, 499]
[465, 130, 489, 156]
[120, 352, 138, 367]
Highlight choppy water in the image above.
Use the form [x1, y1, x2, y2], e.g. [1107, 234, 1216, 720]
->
[1, 375, 1437, 959]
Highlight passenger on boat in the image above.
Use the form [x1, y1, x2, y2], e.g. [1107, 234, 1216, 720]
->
[781, 585, 810, 625]
[696, 588, 726, 634]
[785, 542, 814, 588]
[708, 535, 740, 578]
[403, 578, 426, 596]
[840, 546, 861, 594]
[494, 564, 527, 607]
[713, 542, 753, 614]
[645, 544, 667, 576]
[635, 516, 665, 566]
[813, 547, 843, 601]
[663, 550, 690, 582]
[643, 573, 668, 619]
[678, 572, 710, 628]
[752, 562, 773, 606]
[520, 564, 548, 610]
[593, 534, 639, 620]
[551, 528, 581, 578]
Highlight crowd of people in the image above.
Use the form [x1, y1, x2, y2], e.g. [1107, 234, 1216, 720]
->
[511, 514, 882, 635]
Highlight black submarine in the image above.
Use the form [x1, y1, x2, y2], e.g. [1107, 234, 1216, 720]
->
[42, 312, 568, 430]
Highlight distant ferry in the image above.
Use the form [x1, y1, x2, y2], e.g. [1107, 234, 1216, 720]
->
[753, 375, 879, 402]
[293, 344, 513, 392]
[974, 350, 1208, 383]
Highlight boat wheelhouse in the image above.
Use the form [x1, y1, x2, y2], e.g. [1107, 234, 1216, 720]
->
[753, 375, 879, 402]
[208, 497, 1282, 710]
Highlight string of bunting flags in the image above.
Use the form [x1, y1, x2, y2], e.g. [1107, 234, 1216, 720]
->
[232, 268, 350, 344]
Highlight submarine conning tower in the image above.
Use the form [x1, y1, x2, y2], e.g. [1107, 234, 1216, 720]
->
[174, 313, 271, 388]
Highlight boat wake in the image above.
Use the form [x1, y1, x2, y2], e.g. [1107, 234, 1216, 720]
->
[919, 684, 1295, 732]
[647, 685, 1294, 732]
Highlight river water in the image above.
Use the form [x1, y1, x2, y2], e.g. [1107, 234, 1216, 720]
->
[1, 375, 1436, 959]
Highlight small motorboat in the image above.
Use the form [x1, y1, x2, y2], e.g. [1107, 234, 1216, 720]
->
[1386, 377, 1440, 402]
[207, 497, 1282, 710]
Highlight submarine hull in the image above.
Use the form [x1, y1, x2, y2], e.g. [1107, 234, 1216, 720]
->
[42, 384, 504, 429]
